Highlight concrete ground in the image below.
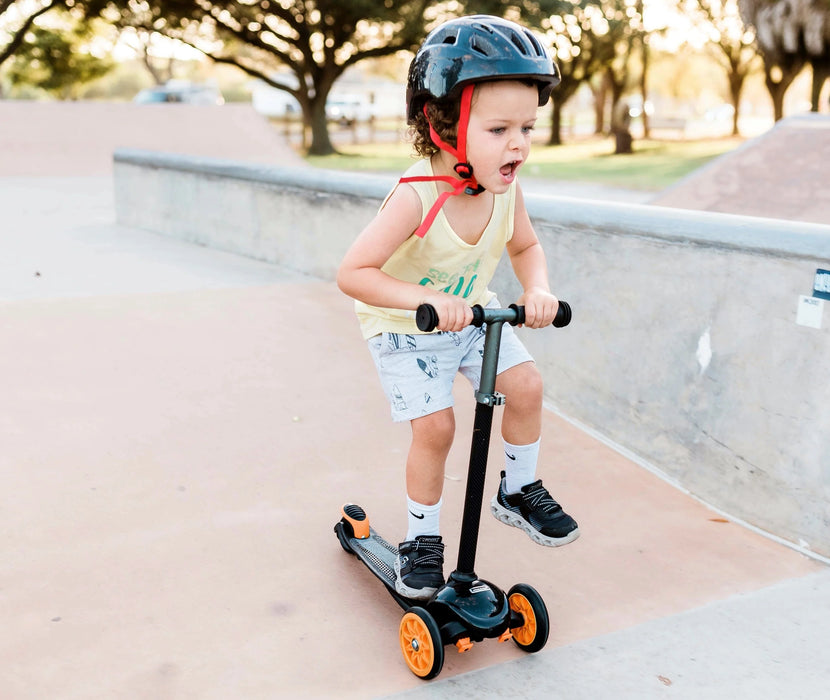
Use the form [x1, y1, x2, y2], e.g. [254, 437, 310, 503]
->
[2, 105, 829, 698]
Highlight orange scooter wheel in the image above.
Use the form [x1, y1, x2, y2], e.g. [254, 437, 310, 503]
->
[399, 607, 444, 679]
[508, 583, 550, 653]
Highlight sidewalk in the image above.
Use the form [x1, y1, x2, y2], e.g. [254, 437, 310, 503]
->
[1, 175, 827, 699]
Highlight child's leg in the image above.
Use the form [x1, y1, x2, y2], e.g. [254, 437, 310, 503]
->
[406, 407, 455, 506]
[395, 407, 454, 600]
[405, 407, 454, 539]
[497, 361, 543, 467]
[492, 361, 579, 546]
[365, 331, 463, 599]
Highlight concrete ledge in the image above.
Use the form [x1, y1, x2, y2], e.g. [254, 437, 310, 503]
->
[114, 148, 393, 280]
[114, 149, 830, 559]
[526, 195, 830, 260]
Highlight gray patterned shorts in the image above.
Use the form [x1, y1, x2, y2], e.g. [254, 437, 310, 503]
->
[367, 301, 534, 422]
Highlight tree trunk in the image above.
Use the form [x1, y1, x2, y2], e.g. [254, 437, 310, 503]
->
[640, 28, 650, 139]
[810, 60, 830, 112]
[591, 74, 609, 135]
[612, 99, 633, 154]
[728, 72, 744, 137]
[767, 76, 787, 122]
[764, 56, 805, 122]
[548, 99, 563, 146]
[305, 96, 336, 156]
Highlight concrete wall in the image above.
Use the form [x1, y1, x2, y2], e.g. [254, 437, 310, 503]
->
[113, 148, 830, 559]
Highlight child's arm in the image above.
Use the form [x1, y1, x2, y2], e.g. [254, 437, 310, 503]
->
[337, 184, 474, 332]
[506, 186, 560, 328]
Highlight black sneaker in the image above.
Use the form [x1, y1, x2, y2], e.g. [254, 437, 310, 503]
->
[394, 535, 445, 600]
[491, 472, 579, 547]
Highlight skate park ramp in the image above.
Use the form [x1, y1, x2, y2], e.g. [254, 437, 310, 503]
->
[0, 100, 303, 175]
[2, 104, 829, 698]
[2, 177, 826, 698]
[651, 113, 830, 225]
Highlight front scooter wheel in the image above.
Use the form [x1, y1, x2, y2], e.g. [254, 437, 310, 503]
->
[399, 607, 444, 679]
[508, 583, 550, 653]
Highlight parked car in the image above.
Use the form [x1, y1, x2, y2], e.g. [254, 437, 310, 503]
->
[325, 95, 372, 125]
[133, 83, 224, 106]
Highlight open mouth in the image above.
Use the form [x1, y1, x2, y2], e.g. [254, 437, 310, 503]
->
[499, 160, 521, 180]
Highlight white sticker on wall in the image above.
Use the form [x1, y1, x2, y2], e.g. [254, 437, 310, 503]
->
[796, 295, 824, 329]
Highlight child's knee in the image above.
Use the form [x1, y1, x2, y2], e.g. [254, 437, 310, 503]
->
[412, 409, 456, 450]
[501, 362, 543, 406]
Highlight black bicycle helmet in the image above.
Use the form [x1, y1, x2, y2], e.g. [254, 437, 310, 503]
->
[406, 15, 560, 122]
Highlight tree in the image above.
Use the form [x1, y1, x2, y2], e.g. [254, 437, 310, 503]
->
[1, 1, 118, 98]
[739, 0, 830, 119]
[1, 0, 66, 69]
[597, 0, 645, 150]
[94, 1, 505, 155]
[115, 18, 179, 86]
[513, 1, 624, 145]
[685, 0, 760, 135]
[4, 10, 113, 98]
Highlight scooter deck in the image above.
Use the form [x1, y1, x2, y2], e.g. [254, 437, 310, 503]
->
[348, 528, 399, 589]
[335, 504, 412, 608]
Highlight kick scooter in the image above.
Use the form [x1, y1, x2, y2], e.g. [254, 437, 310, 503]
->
[334, 300, 572, 679]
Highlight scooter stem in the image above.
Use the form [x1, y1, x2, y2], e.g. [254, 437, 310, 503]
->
[455, 317, 505, 577]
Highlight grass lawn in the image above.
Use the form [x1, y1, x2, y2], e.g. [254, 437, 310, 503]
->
[305, 134, 744, 191]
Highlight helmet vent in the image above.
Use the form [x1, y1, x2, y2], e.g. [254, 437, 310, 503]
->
[470, 35, 491, 56]
[442, 35, 456, 45]
[509, 31, 529, 56]
[526, 32, 545, 57]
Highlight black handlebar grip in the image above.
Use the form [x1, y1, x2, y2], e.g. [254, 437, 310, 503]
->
[553, 300, 572, 328]
[415, 303, 440, 332]
[510, 302, 571, 327]
[471, 305, 486, 327]
[508, 303, 525, 325]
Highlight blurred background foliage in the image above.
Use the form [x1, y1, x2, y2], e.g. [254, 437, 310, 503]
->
[1, 0, 827, 154]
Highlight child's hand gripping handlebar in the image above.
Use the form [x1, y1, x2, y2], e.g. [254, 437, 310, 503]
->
[415, 301, 572, 333]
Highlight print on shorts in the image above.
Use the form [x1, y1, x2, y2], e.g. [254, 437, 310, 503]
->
[387, 333, 416, 352]
[417, 355, 439, 379]
[391, 384, 407, 412]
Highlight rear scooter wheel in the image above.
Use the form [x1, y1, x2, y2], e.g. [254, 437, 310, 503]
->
[399, 607, 444, 679]
[333, 521, 355, 554]
[508, 583, 550, 653]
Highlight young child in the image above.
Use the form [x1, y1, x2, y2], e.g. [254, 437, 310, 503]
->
[337, 15, 579, 601]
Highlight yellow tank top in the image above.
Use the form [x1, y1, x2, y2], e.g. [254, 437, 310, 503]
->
[355, 158, 516, 339]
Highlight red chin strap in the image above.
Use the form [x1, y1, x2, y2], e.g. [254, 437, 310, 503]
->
[400, 84, 485, 238]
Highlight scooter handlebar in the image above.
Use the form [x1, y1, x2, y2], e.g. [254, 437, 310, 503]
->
[415, 300, 571, 333]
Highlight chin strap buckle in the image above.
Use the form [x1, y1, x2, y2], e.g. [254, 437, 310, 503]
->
[454, 162, 473, 179]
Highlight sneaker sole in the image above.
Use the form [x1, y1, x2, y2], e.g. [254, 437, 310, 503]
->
[393, 557, 440, 601]
[490, 497, 580, 547]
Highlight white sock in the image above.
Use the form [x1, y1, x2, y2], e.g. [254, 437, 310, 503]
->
[503, 438, 541, 494]
[406, 496, 442, 540]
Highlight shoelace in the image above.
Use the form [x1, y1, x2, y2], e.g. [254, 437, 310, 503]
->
[413, 540, 444, 567]
[522, 482, 562, 514]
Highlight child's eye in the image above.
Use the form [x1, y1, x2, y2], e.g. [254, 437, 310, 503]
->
[522, 125, 535, 134]
[490, 127, 506, 135]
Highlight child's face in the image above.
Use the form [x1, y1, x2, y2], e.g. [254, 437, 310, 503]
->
[465, 80, 539, 194]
